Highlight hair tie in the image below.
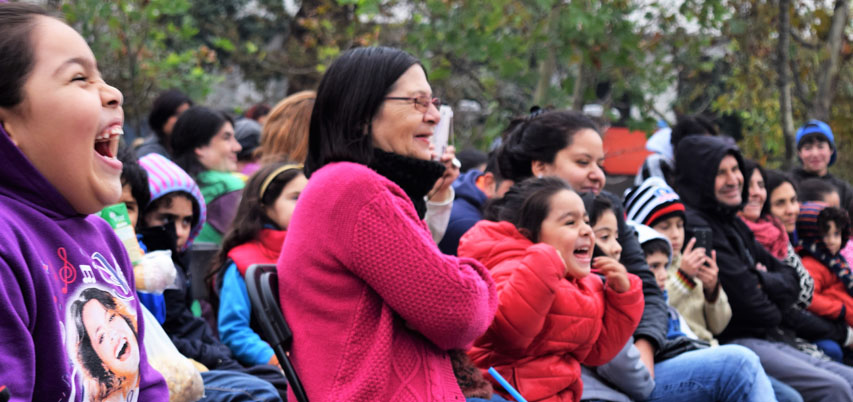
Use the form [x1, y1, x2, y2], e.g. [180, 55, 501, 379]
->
[260, 164, 303, 200]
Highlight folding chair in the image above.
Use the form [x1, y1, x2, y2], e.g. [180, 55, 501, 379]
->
[245, 264, 309, 402]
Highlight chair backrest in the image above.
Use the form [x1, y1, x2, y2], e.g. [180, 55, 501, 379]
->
[245, 264, 308, 402]
[188, 242, 219, 301]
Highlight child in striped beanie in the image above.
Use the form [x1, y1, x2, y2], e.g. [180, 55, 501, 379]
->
[624, 177, 731, 344]
[138, 153, 207, 252]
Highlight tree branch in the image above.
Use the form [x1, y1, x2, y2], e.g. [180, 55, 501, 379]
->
[789, 30, 819, 49]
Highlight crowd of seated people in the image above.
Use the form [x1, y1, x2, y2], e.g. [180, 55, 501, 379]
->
[9, 3, 853, 401]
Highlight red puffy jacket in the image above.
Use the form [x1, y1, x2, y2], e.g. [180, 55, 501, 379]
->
[801, 255, 853, 327]
[458, 221, 644, 402]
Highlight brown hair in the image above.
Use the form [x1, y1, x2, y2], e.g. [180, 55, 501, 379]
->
[257, 91, 316, 163]
[0, 3, 50, 109]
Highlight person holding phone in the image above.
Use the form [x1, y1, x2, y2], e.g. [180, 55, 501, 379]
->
[624, 177, 731, 347]
[676, 135, 853, 400]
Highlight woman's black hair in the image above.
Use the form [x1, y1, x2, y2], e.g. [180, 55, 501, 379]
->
[209, 159, 304, 289]
[484, 176, 573, 243]
[147, 89, 193, 142]
[670, 114, 718, 152]
[798, 178, 839, 204]
[641, 238, 672, 260]
[763, 169, 798, 218]
[818, 206, 851, 249]
[0, 3, 50, 109]
[494, 110, 600, 183]
[171, 106, 234, 180]
[70, 287, 138, 399]
[304, 46, 421, 177]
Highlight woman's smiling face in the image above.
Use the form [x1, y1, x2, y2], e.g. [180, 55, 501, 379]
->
[0, 16, 124, 214]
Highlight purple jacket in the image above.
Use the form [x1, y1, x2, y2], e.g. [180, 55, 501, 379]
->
[0, 127, 168, 401]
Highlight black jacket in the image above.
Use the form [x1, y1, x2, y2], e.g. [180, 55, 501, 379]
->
[676, 136, 800, 342]
[137, 225, 243, 371]
[602, 191, 669, 352]
[791, 167, 853, 210]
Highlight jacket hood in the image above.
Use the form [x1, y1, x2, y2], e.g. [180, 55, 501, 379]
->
[458, 220, 533, 269]
[453, 169, 487, 209]
[646, 127, 674, 161]
[0, 124, 80, 218]
[629, 221, 672, 261]
[675, 136, 747, 217]
[138, 153, 207, 250]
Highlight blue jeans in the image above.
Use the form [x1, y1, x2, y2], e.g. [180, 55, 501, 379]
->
[200, 370, 282, 402]
[768, 376, 803, 402]
[643, 345, 775, 402]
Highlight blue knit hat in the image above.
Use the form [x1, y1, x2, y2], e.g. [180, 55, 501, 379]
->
[796, 120, 836, 166]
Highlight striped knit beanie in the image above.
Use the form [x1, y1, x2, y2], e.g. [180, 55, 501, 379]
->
[624, 176, 686, 228]
[796, 201, 828, 243]
[138, 153, 207, 250]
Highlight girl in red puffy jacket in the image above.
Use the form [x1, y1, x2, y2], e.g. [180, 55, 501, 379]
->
[459, 177, 644, 402]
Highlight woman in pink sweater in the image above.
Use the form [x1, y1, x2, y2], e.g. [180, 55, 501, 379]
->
[277, 47, 498, 401]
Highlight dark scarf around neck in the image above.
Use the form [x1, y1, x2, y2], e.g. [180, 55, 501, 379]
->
[368, 149, 445, 219]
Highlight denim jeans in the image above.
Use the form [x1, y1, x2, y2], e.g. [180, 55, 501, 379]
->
[200, 370, 282, 402]
[731, 337, 853, 402]
[643, 345, 775, 402]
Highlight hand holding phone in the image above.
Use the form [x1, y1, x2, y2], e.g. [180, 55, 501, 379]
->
[692, 227, 713, 258]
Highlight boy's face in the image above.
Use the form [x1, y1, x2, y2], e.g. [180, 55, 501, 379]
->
[798, 140, 832, 176]
[593, 209, 622, 261]
[119, 184, 138, 228]
[823, 220, 843, 255]
[143, 195, 194, 250]
[651, 216, 685, 255]
[645, 251, 669, 289]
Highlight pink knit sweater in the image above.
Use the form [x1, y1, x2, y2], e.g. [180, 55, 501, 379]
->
[277, 162, 498, 401]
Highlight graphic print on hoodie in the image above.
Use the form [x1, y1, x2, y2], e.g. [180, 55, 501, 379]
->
[0, 124, 167, 401]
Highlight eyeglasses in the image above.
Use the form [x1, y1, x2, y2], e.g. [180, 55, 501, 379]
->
[384, 95, 441, 112]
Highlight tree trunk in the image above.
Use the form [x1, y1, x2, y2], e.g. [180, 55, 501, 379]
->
[778, 0, 796, 168]
[533, 6, 561, 106]
[810, 0, 850, 121]
[571, 64, 588, 112]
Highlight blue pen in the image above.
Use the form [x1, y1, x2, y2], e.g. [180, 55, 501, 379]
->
[488, 367, 528, 402]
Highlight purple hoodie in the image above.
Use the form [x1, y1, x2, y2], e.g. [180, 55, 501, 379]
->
[0, 126, 168, 401]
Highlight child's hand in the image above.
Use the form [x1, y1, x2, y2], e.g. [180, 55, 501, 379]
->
[697, 250, 719, 293]
[594, 257, 631, 293]
[679, 237, 704, 278]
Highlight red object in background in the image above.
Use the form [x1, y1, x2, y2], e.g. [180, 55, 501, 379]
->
[602, 127, 651, 176]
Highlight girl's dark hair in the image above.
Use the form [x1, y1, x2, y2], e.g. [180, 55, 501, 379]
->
[484, 176, 573, 243]
[587, 193, 615, 227]
[495, 110, 600, 183]
[798, 178, 839, 204]
[70, 287, 138, 399]
[118, 142, 151, 210]
[763, 169, 798, 218]
[818, 206, 851, 249]
[0, 3, 50, 109]
[147, 89, 193, 142]
[209, 159, 304, 287]
[171, 106, 234, 180]
[305, 46, 421, 177]
[641, 238, 672, 260]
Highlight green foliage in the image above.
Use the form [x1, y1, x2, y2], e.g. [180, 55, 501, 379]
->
[60, 0, 222, 136]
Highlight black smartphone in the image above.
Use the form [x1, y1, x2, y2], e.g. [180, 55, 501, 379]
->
[692, 227, 713, 257]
